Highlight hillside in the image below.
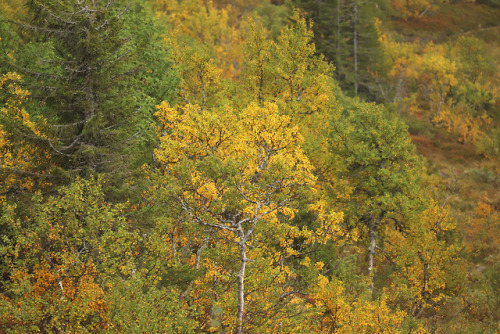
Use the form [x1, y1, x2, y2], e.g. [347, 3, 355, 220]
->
[390, 3, 500, 331]
[0, 0, 498, 333]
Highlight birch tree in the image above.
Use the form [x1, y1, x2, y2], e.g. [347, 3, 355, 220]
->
[152, 101, 341, 332]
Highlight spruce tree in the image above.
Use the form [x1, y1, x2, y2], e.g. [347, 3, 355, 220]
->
[16, 0, 139, 174]
[293, 0, 385, 98]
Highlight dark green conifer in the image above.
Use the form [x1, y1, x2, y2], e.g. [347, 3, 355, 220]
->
[18, 0, 140, 174]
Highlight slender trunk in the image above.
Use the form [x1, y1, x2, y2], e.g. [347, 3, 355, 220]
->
[236, 241, 248, 334]
[353, 0, 359, 95]
[367, 220, 376, 292]
[397, 99, 403, 116]
[258, 63, 264, 105]
[58, 277, 65, 300]
[395, 73, 405, 116]
[423, 260, 429, 299]
[336, 0, 341, 77]
[436, 91, 445, 117]
[199, 71, 206, 112]
[368, 213, 382, 292]
[414, 251, 430, 318]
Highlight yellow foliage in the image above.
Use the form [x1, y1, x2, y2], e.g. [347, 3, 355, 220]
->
[0, 72, 52, 201]
[433, 107, 492, 143]
[385, 200, 459, 316]
[312, 276, 406, 333]
[0, 0, 27, 20]
[417, 43, 458, 119]
[465, 198, 500, 258]
[153, 87, 343, 330]
[154, 0, 245, 81]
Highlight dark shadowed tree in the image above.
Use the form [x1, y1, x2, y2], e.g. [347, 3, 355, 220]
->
[12, 0, 141, 175]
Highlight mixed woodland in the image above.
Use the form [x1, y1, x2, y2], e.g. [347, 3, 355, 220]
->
[0, 0, 499, 332]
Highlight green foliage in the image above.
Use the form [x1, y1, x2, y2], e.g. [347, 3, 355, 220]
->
[11, 0, 132, 172]
[294, 0, 385, 97]
[252, 1, 293, 39]
[5, 0, 179, 177]
[331, 100, 422, 221]
[1, 0, 497, 332]
[117, 0, 181, 169]
[0, 177, 137, 332]
[106, 276, 200, 333]
[330, 99, 425, 292]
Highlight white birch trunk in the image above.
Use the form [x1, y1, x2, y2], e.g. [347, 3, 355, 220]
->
[236, 239, 248, 334]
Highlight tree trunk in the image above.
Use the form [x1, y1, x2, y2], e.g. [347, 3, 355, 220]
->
[353, 0, 359, 95]
[414, 251, 430, 318]
[367, 213, 382, 292]
[236, 240, 248, 334]
[336, 0, 342, 77]
[367, 220, 376, 292]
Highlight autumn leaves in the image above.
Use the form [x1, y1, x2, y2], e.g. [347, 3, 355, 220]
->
[0, 0, 470, 332]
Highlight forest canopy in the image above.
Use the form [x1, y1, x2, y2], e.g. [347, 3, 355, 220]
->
[0, 0, 498, 333]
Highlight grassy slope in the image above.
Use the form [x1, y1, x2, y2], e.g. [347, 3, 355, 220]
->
[405, 114, 500, 331]
[386, 1, 500, 227]
[387, 1, 500, 231]
[390, 3, 500, 331]
[387, 3, 500, 43]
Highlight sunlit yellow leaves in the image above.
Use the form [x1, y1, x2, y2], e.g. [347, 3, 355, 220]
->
[312, 273, 407, 333]
[309, 199, 346, 244]
[241, 102, 301, 151]
[432, 108, 491, 143]
[418, 43, 458, 115]
[155, 101, 237, 166]
[377, 27, 497, 146]
[315, 261, 325, 271]
[342, 297, 406, 334]
[311, 276, 347, 331]
[154, 100, 315, 192]
[151, 61, 341, 330]
[0, 72, 52, 200]
[153, 100, 325, 248]
[154, 0, 245, 83]
[385, 200, 460, 316]
[465, 198, 500, 260]
[376, 22, 420, 114]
